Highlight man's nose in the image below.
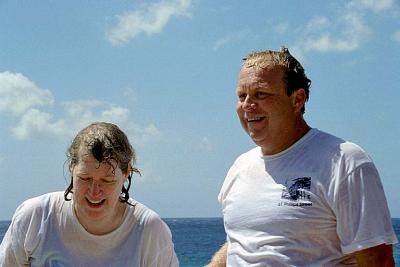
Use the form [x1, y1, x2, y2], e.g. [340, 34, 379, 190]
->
[243, 96, 256, 110]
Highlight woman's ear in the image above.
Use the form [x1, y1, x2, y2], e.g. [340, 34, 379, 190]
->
[69, 162, 75, 175]
[125, 165, 132, 179]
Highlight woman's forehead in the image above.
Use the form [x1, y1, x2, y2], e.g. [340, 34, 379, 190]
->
[74, 160, 120, 178]
[76, 149, 118, 170]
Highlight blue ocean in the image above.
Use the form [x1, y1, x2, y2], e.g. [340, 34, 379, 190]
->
[1, 218, 399, 266]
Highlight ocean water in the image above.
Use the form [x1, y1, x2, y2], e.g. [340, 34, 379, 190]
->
[1, 218, 399, 266]
[164, 218, 226, 267]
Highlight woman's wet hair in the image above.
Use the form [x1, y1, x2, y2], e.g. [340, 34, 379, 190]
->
[64, 122, 140, 203]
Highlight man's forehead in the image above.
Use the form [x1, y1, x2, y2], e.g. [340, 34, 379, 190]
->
[236, 63, 285, 93]
[241, 59, 280, 72]
[239, 64, 283, 81]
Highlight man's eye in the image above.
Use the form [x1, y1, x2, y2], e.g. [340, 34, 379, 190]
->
[255, 92, 268, 98]
[238, 94, 246, 101]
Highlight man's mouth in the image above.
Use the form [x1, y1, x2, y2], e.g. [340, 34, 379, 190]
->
[246, 116, 266, 122]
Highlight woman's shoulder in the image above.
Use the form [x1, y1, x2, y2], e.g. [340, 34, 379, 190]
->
[130, 201, 174, 245]
[126, 200, 167, 230]
[12, 192, 64, 223]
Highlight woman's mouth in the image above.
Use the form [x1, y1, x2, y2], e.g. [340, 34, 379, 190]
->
[86, 198, 106, 207]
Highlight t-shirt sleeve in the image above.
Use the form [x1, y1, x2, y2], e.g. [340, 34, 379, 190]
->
[334, 162, 398, 254]
[218, 155, 244, 207]
[143, 215, 179, 267]
[218, 167, 233, 207]
[0, 199, 42, 266]
[0, 219, 26, 266]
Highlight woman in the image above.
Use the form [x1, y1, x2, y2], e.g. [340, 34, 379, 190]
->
[0, 122, 179, 266]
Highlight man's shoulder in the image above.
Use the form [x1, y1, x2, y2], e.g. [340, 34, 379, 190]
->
[311, 128, 344, 144]
[313, 129, 372, 164]
[237, 146, 261, 161]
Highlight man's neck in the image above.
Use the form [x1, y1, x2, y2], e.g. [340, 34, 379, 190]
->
[261, 119, 311, 156]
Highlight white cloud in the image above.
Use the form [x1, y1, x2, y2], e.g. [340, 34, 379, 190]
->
[305, 16, 330, 33]
[296, 11, 371, 53]
[0, 71, 53, 116]
[290, 0, 400, 56]
[198, 137, 213, 152]
[11, 109, 65, 139]
[181, 136, 213, 154]
[106, 0, 192, 46]
[213, 36, 233, 51]
[273, 22, 289, 34]
[60, 100, 162, 145]
[143, 124, 161, 138]
[0, 72, 162, 144]
[213, 30, 250, 51]
[63, 100, 104, 120]
[101, 106, 129, 121]
[348, 0, 395, 12]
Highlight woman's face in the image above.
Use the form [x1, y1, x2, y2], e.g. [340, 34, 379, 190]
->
[71, 148, 128, 233]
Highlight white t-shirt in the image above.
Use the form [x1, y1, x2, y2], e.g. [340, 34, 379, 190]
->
[0, 192, 179, 267]
[219, 128, 397, 266]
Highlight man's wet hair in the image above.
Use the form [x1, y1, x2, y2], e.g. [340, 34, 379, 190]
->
[243, 47, 311, 114]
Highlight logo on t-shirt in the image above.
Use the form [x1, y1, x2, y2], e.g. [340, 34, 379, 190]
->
[279, 177, 312, 207]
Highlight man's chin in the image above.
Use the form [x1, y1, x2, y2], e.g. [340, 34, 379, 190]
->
[249, 133, 265, 143]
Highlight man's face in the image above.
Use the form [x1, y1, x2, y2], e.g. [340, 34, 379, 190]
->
[236, 62, 302, 155]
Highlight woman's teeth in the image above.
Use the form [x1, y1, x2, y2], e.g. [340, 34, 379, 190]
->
[86, 198, 105, 205]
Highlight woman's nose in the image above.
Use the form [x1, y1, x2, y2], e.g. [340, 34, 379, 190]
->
[88, 181, 102, 195]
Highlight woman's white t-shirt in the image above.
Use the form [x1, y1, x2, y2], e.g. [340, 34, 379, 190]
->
[0, 192, 179, 267]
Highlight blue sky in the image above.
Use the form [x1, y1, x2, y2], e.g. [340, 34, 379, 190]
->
[0, 0, 399, 220]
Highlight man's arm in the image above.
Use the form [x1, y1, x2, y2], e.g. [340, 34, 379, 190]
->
[205, 242, 227, 267]
[353, 244, 395, 267]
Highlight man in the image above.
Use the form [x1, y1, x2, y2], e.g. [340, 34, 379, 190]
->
[208, 47, 398, 266]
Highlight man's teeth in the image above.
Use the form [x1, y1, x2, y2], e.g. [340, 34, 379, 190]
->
[247, 117, 262, 122]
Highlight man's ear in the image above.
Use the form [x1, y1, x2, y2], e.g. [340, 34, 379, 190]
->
[291, 88, 306, 113]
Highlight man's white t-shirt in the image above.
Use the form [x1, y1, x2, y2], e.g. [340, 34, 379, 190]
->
[0, 192, 179, 267]
[219, 128, 397, 266]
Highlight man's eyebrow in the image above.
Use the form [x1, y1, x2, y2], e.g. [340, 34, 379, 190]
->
[75, 171, 89, 175]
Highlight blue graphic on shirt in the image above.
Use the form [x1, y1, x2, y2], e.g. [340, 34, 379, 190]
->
[281, 177, 312, 202]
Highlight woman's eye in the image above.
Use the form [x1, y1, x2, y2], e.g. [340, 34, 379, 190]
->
[103, 180, 116, 184]
[79, 177, 91, 182]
